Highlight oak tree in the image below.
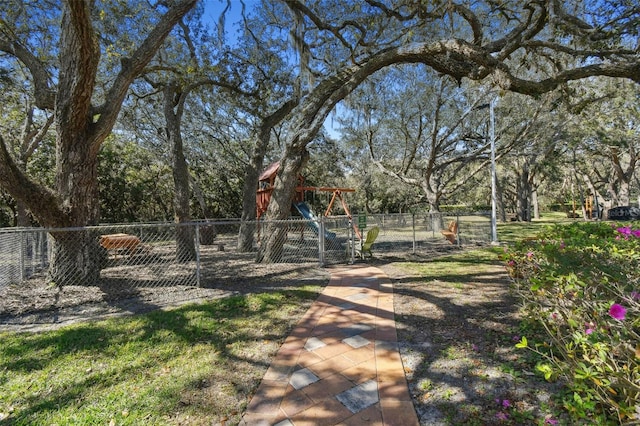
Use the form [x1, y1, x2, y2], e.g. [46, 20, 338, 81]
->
[0, 0, 197, 284]
[258, 0, 640, 261]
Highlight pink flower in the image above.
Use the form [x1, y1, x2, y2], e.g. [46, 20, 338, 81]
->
[632, 230, 640, 238]
[617, 226, 632, 236]
[585, 321, 596, 333]
[631, 291, 640, 301]
[526, 251, 534, 259]
[545, 418, 559, 425]
[496, 411, 509, 421]
[609, 303, 627, 320]
[495, 398, 511, 408]
[559, 241, 566, 249]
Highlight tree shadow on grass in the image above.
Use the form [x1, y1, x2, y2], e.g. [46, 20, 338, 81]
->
[0, 287, 320, 425]
[376, 253, 567, 425]
[0, 243, 330, 330]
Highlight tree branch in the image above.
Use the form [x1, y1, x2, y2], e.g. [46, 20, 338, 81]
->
[285, 37, 640, 156]
[0, 135, 64, 227]
[22, 113, 54, 162]
[284, 0, 364, 53]
[522, 40, 637, 58]
[483, 2, 545, 55]
[178, 19, 198, 65]
[494, 60, 640, 95]
[0, 37, 55, 109]
[92, 0, 198, 153]
[451, 4, 483, 45]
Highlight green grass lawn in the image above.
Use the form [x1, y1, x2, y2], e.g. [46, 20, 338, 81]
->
[397, 249, 501, 286]
[0, 287, 321, 425]
[497, 212, 575, 244]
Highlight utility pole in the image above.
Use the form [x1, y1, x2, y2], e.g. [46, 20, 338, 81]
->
[474, 99, 499, 244]
[489, 98, 498, 244]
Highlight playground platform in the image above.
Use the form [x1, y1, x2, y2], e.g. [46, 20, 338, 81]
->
[240, 265, 419, 425]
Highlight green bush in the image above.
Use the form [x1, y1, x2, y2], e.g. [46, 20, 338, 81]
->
[502, 221, 640, 424]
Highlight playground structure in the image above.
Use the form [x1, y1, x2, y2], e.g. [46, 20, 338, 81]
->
[567, 193, 605, 219]
[256, 162, 362, 240]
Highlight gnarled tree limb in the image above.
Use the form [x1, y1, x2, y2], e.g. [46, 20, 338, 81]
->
[0, 135, 64, 227]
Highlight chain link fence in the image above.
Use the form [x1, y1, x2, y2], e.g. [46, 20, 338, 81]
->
[0, 213, 491, 327]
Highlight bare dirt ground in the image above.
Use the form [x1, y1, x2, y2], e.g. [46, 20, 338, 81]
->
[376, 250, 566, 426]
[0, 257, 329, 332]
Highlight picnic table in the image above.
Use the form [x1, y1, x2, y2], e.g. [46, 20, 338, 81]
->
[99, 233, 142, 256]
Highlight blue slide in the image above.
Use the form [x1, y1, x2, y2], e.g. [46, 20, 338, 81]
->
[294, 202, 336, 240]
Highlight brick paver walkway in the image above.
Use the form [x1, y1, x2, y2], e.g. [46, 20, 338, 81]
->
[240, 265, 419, 426]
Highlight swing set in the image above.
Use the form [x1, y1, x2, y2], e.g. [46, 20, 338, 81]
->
[256, 162, 363, 239]
[568, 172, 603, 220]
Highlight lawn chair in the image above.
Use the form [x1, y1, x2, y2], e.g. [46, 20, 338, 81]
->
[357, 226, 380, 259]
[441, 220, 458, 244]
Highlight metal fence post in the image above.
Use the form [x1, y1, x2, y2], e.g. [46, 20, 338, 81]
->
[318, 216, 325, 266]
[349, 219, 355, 264]
[20, 231, 25, 282]
[412, 213, 416, 254]
[194, 223, 201, 287]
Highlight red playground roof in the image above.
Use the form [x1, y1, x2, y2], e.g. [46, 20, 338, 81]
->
[259, 162, 280, 181]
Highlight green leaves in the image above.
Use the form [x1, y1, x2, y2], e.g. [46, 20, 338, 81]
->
[507, 221, 640, 422]
[536, 362, 554, 381]
[515, 336, 528, 348]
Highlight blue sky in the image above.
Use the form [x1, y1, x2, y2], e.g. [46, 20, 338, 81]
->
[201, 0, 259, 39]
[199, 0, 342, 139]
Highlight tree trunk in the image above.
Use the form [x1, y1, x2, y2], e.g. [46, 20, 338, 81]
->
[164, 84, 195, 262]
[422, 182, 443, 229]
[191, 176, 217, 244]
[496, 177, 507, 223]
[617, 180, 630, 206]
[238, 136, 267, 253]
[608, 146, 636, 207]
[238, 160, 260, 252]
[257, 147, 309, 262]
[532, 189, 540, 219]
[49, 134, 103, 285]
[238, 99, 298, 252]
[16, 200, 31, 227]
[515, 163, 532, 222]
[48, 228, 107, 286]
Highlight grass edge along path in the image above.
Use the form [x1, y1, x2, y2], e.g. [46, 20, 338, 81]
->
[0, 285, 322, 425]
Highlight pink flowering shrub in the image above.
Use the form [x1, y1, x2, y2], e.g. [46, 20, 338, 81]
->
[504, 221, 640, 423]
